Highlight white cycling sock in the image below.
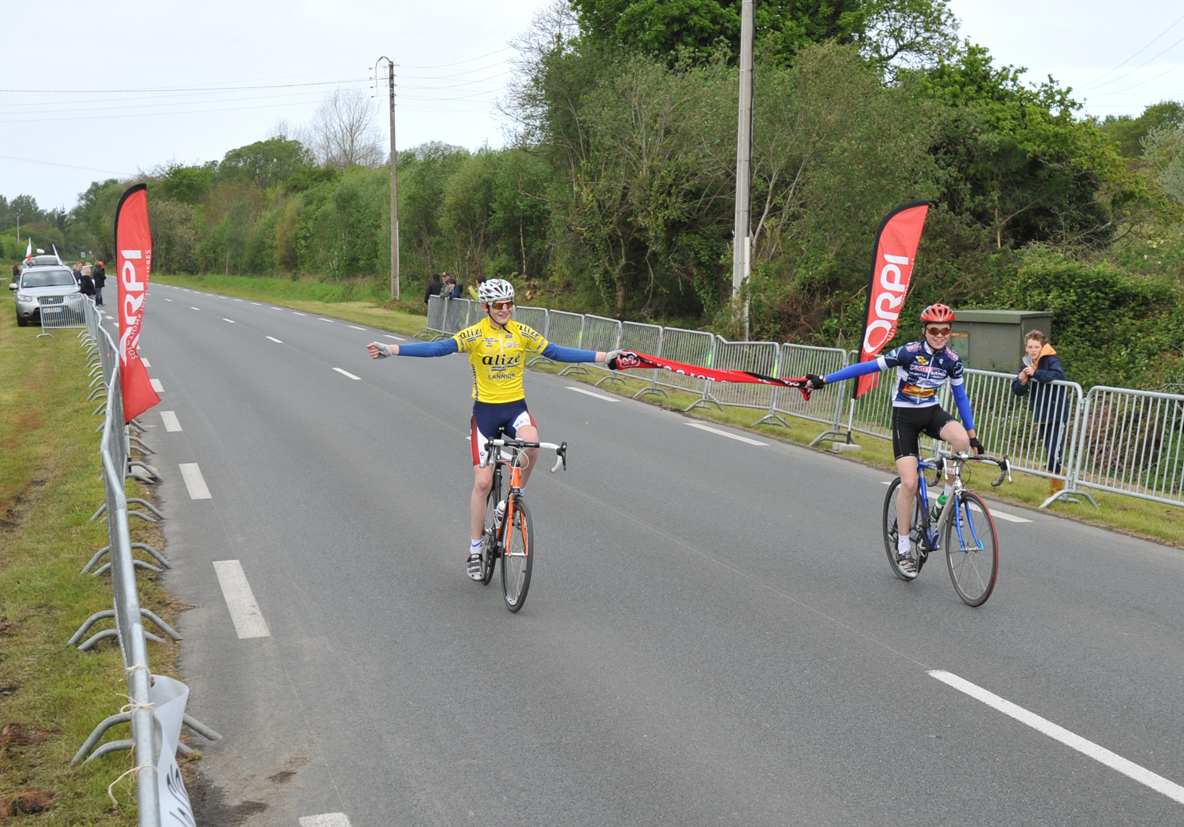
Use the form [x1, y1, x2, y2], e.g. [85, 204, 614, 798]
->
[470, 538, 482, 552]
[898, 534, 911, 555]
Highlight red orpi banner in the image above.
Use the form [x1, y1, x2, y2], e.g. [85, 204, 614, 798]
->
[855, 201, 930, 398]
[115, 184, 160, 423]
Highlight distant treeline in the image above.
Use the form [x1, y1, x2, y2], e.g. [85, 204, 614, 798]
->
[9, 0, 1184, 389]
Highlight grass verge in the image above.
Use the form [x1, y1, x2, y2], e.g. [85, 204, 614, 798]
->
[0, 309, 180, 823]
[151, 273, 1184, 550]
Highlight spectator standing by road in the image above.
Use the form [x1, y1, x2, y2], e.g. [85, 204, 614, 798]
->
[1012, 330, 1070, 496]
[72, 262, 82, 284]
[442, 272, 464, 299]
[91, 261, 106, 306]
[424, 273, 443, 304]
[79, 267, 96, 300]
[12, 262, 21, 283]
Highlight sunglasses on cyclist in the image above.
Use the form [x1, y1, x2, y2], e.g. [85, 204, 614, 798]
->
[489, 301, 514, 311]
[925, 326, 952, 337]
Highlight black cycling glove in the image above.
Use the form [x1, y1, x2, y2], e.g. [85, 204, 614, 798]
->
[968, 436, 984, 455]
[805, 373, 827, 389]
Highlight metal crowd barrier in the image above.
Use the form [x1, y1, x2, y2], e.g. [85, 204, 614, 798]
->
[68, 312, 220, 825]
[538, 310, 584, 369]
[37, 293, 88, 338]
[711, 337, 779, 411]
[513, 305, 549, 338]
[654, 326, 715, 409]
[620, 321, 665, 398]
[1073, 386, 1184, 507]
[417, 294, 446, 338]
[962, 370, 1084, 506]
[764, 344, 849, 435]
[578, 314, 621, 382]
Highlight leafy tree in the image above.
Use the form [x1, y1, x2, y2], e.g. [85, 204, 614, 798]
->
[1099, 101, 1184, 159]
[569, 0, 956, 68]
[219, 138, 313, 189]
[157, 163, 215, 204]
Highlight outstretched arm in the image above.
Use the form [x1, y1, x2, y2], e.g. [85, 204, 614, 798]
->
[806, 357, 885, 388]
[541, 343, 608, 363]
[367, 339, 459, 359]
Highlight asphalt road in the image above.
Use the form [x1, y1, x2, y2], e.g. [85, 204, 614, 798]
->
[112, 284, 1184, 826]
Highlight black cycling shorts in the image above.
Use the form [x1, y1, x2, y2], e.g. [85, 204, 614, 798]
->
[892, 404, 957, 460]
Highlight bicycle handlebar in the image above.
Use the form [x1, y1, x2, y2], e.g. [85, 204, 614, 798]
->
[480, 438, 568, 473]
[942, 452, 1012, 487]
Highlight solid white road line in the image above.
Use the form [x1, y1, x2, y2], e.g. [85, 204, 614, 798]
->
[334, 368, 361, 380]
[160, 411, 182, 432]
[990, 509, 1033, 524]
[150, 378, 164, 393]
[930, 670, 1184, 805]
[212, 560, 271, 639]
[266, 336, 283, 344]
[686, 422, 766, 446]
[566, 386, 619, 402]
[223, 318, 235, 324]
[299, 815, 352, 827]
[179, 463, 212, 500]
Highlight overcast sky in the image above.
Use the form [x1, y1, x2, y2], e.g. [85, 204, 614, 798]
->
[3, 0, 1182, 212]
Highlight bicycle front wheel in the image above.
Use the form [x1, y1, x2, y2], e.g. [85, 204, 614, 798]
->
[943, 492, 999, 606]
[501, 494, 534, 612]
[882, 477, 924, 581]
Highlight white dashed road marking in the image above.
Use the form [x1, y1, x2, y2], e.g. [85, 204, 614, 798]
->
[990, 509, 1032, 524]
[318, 317, 334, 323]
[223, 318, 235, 324]
[566, 386, 619, 403]
[141, 358, 150, 367]
[383, 334, 406, 341]
[266, 336, 282, 344]
[299, 815, 352, 827]
[931, 670, 1184, 805]
[334, 368, 361, 380]
[292, 312, 306, 316]
[686, 422, 766, 446]
[179, 463, 212, 500]
[150, 378, 164, 393]
[161, 411, 182, 432]
[349, 325, 366, 331]
[213, 560, 271, 639]
[190, 306, 200, 311]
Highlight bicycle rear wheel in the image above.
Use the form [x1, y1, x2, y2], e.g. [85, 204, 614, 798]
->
[882, 477, 925, 581]
[943, 491, 999, 607]
[480, 473, 502, 585]
[501, 494, 533, 612]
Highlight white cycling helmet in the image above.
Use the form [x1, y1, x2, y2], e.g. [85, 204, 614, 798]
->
[478, 278, 515, 304]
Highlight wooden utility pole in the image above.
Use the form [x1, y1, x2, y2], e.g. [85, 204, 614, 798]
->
[731, 0, 755, 339]
[377, 56, 400, 301]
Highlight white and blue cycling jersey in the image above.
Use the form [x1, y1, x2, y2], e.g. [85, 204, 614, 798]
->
[823, 340, 975, 430]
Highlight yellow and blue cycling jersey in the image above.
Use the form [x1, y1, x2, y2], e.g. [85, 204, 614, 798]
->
[396, 317, 598, 403]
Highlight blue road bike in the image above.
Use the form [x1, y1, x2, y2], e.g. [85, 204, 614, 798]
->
[882, 452, 1010, 607]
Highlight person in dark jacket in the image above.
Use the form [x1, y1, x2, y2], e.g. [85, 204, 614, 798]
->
[1012, 330, 1070, 495]
[424, 273, 443, 304]
[91, 261, 107, 306]
[79, 269, 96, 299]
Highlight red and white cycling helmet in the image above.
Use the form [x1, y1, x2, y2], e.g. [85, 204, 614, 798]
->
[920, 303, 955, 324]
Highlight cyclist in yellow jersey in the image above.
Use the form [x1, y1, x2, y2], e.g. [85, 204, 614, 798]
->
[368, 279, 620, 580]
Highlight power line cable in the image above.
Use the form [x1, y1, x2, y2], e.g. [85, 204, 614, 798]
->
[1081, 22, 1184, 92]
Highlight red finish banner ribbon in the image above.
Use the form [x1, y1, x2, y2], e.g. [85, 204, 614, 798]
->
[611, 351, 812, 401]
[855, 201, 930, 399]
[115, 184, 161, 423]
